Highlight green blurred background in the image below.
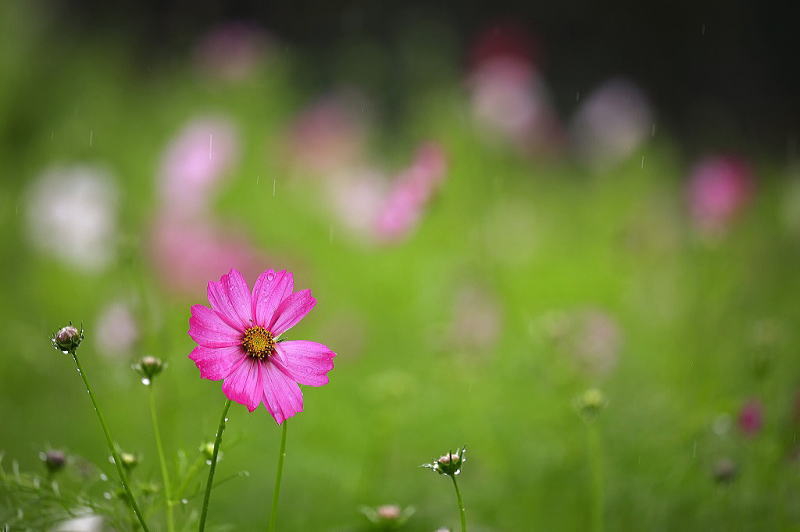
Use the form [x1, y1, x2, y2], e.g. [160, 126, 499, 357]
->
[2, 1, 800, 530]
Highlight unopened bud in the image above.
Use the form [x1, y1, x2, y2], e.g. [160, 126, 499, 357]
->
[40, 450, 66, 474]
[115, 452, 138, 472]
[52, 324, 83, 353]
[200, 441, 219, 462]
[133, 356, 164, 385]
[423, 446, 466, 477]
[712, 458, 737, 484]
[360, 504, 415, 528]
[576, 388, 607, 417]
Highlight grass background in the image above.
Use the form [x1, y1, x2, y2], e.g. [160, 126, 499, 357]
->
[2, 3, 800, 530]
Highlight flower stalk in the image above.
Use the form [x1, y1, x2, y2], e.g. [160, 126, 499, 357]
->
[69, 351, 150, 531]
[267, 420, 288, 532]
[148, 383, 175, 532]
[198, 399, 232, 532]
[451, 475, 467, 532]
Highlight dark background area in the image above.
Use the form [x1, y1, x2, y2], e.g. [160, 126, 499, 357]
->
[44, 0, 800, 158]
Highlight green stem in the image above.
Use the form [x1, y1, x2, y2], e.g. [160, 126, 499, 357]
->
[267, 420, 288, 532]
[70, 352, 149, 531]
[198, 399, 232, 532]
[149, 385, 175, 532]
[587, 422, 604, 532]
[450, 475, 467, 532]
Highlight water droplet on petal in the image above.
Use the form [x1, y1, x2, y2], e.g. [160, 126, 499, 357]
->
[141, 378, 151, 386]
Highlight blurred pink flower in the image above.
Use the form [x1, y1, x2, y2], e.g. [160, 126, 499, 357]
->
[738, 399, 763, 436]
[150, 215, 265, 298]
[194, 22, 270, 81]
[158, 118, 239, 217]
[570, 79, 652, 168]
[375, 143, 447, 242]
[448, 285, 503, 353]
[325, 168, 388, 239]
[285, 93, 368, 175]
[95, 301, 139, 358]
[469, 60, 561, 153]
[687, 155, 754, 233]
[187, 268, 336, 423]
[467, 24, 560, 154]
[539, 308, 622, 377]
[26, 165, 119, 272]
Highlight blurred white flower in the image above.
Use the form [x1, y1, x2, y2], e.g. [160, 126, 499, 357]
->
[95, 301, 139, 358]
[53, 512, 103, 532]
[26, 165, 118, 272]
[571, 78, 652, 169]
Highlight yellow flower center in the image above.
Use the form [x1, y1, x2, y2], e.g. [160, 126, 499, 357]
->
[242, 326, 275, 359]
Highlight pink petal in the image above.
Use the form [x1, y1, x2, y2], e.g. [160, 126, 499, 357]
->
[189, 345, 246, 380]
[188, 305, 242, 348]
[261, 362, 304, 424]
[222, 358, 263, 412]
[272, 341, 335, 386]
[269, 289, 316, 336]
[207, 269, 253, 329]
[251, 269, 294, 328]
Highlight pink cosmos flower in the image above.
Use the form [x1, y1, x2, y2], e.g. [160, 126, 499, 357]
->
[150, 215, 265, 298]
[687, 155, 754, 234]
[738, 399, 763, 437]
[188, 268, 335, 423]
[284, 92, 368, 175]
[375, 143, 447, 242]
[158, 118, 239, 218]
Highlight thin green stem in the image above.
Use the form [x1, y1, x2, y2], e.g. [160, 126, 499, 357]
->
[267, 420, 288, 532]
[450, 475, 467, 532]
[149, 386, 175, 532]
[70, 352, 149, 531]
[198, 399, 232, 532]
[587, 422, 604, 532]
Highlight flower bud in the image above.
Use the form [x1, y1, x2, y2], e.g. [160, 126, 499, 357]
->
[133, 356, 164, 385]
[360, 504, 414, 529]
[113, 452, 139, 472]
[200, 441, 217, 461]
[423, 446, 466, 477]
[712, 458, 737, 484]
[52, 324, 83, 353]
[40, 450, 67, 474]
[576, 388, 607, 417]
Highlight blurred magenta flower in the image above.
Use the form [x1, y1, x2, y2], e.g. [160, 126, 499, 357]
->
[687, 156, 754, 234]
[570, 78, 652, 169]
[150, 215, 265, 298]
[468, 24, 561, 154]
[95, 301, 139, 358]
[375, 143, 447, 242]
[285, 92, 368, 175]
[738, 399, 763, 436]
[194, 21, 270, 81]
[26, 165, 118, 272]
[188, 268, 336, 423]
[158, 118, 239, 218]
